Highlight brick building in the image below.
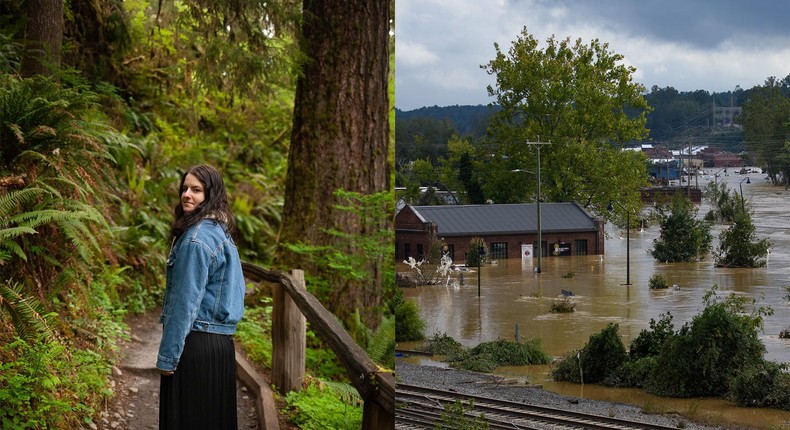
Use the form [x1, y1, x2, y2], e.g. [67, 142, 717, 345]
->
[395, 203, 606, 264]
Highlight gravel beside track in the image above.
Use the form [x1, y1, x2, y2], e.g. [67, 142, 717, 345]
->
[396, 362, 729, 430]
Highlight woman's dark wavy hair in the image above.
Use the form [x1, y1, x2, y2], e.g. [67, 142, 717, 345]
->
[171, 165, 235, 238]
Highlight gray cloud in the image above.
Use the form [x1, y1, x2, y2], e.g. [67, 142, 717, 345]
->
[396, 0, 790, 110]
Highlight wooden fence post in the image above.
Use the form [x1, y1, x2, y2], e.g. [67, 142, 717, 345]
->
[272, 269, 306, 395]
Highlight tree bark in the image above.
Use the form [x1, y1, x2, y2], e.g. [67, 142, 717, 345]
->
[277, 0, 390, 327]
[20, 0, 62, 77]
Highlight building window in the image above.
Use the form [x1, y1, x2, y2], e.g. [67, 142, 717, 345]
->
[490, 242, 508, 260]
[534, 241, 547, 259]
[574, 239, 588, 255]
[417, 244, 424, 260]
[405, 243, 411, 260]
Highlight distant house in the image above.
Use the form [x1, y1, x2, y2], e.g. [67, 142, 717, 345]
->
[395, 203, 605, 264]
[712, 151, 742, 168]
[698, 147, 742, 168]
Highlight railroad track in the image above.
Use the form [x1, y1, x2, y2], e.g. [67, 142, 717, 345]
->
[396, 383, 680, 430]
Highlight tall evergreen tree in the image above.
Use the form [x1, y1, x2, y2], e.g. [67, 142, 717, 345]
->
[276, 0, 391, 328]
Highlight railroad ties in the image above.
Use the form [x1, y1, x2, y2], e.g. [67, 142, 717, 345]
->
[396, 383, 679, 430]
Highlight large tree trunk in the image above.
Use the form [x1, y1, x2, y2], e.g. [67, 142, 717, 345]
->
[276, 0, 390, 327]
[20, 0, 62, 77]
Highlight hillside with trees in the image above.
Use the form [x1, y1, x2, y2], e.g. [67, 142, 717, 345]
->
[396, 71, 790, 206]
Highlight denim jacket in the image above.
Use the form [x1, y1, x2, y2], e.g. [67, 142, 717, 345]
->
[156, 219, 245, 371]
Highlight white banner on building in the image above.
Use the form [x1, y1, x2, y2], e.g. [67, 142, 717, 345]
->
[521, 244, 533, 260]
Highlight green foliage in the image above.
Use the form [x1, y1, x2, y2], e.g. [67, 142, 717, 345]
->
[395, 294, 426, 342]
[646, 290, 769, 397]
[482, 27, 650, 212]
[648, 274, 669, 290]
[421, 332, 465, 357]
[550, 297, 576, 313]
[0, 336, 112, 429]
[579, 323, 628, 383]
[235, 301, 274, 367]
[465, 237, 488, 267]
[367, 315, 395, 369]
[603, 356, 657, 388]
[714, 210, 770, 268]
[629, 313, 675, 360]
[447, 337, 552, 373]
[283, 379, 362, 430]
[0, 74, 118, 274]
[728, 360, 790, 410]
[435, 400, 489, 430]
[738, 75, 790, 186]
[702, 181, 740, 222]
[0, 283, 56, 342]
[304, 329, 347, 381]
[650, 193, 712, 262]
[552, 323, 627, 384]
[284, 190, 395, 328]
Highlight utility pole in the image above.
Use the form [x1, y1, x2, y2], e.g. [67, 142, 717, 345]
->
[687, 139, 692, 199]
[527, 138, 551, 274]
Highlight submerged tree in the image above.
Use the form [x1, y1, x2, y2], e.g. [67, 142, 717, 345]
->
[702, 180, 740, 222]
[715, 210, 770, 268]
[650, 193, 712, 262]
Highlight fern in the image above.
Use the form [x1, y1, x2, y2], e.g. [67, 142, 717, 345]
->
[0, 188, 46, 218]
[310, 377, 362, 406]
[366, 315, 395, 369]
[0, 282, 57, 341]
[0, 185, 107, 263]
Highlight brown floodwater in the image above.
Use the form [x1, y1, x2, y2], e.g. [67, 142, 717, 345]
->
[399, 174, 790, 429]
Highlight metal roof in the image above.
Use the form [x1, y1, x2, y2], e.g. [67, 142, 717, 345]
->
[410, 203, 599, 236]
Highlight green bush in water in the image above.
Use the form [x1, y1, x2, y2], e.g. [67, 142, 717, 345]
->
[421, 332, 465, 356]
[728, 360, 790, 410]
[648, 274, 669, 290]
[395, 297, 425, 342]
[629, 313, 675, 360]
[646, 293, 767, 397]
[449, 338, 552, 373]
[552, 323, 627, 383]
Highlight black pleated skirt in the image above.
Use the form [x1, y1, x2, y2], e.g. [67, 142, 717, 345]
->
[159, 331, 237, 430]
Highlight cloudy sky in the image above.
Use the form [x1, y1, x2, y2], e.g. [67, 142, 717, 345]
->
[395, 0, 790, 111]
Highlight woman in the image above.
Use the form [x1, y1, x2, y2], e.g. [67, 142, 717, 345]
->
[157, 165, 245, 429]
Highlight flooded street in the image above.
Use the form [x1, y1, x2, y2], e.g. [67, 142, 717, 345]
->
[399, 173, 790, 428]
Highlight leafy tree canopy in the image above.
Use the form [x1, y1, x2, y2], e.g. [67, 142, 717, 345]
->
[738, 75, 790, 186]
[650, 193, 713, 262]
[715, 209, 770, 268]
[479, 27, 651, 217]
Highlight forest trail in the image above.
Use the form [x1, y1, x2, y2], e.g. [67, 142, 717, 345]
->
[100, 309, 258, 429]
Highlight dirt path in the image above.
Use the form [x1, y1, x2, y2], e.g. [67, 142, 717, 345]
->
[100, 309, 258, 429]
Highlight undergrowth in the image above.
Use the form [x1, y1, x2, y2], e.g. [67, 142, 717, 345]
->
[283, 378, 362, 430]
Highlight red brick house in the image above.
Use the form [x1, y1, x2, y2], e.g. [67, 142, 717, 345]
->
[395, 203, 606, 264]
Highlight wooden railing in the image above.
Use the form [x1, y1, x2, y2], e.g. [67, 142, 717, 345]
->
[241, 262, 395, 429]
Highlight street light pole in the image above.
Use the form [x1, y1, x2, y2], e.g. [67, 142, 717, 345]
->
[608, 201, 632, 286]
[739, 176, 750, 212]
[536, 145, 542, 273]
[625, 211, 630, 285]
[511, 137, 550, 274]
[529, 139, 550, 273]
